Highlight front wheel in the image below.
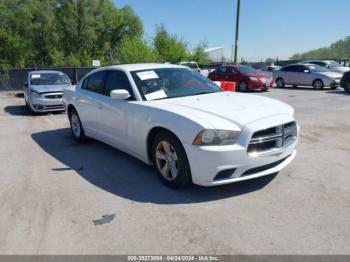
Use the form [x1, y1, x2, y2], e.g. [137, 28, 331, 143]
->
[238, 81, 248, 92]
[152, 131, 192, 189]
[313, 79, 324, 90]
[69, 109, 87, 142]
[276, 78, 285, 88]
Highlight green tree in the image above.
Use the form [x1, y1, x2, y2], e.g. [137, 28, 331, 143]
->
[265, 58, 276, 64]
[187, 41, 210, 65]
[291, 36, 350, 60]
[154, 25, 188, 63]
[116, 36, 156, 64]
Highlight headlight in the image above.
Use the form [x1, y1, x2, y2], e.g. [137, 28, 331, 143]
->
[249, 77, 258, 82]
[31, 91, 40, 98]
[192, 130, 240, 145]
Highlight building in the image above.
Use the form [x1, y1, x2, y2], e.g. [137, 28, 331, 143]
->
[204, 47, 225, 63]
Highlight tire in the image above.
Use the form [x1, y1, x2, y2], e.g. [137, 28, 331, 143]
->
[276, 78, 285, 88]
[25, 100, 37, 115]
[69, 108, 87, 142]
[345, 87, 350, 94]
[152, 131, 192, 189]
[313, 79, 324, 90]
[238, 81, 248, 92]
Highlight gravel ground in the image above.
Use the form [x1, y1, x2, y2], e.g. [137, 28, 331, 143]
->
[0, 88, 349, 255]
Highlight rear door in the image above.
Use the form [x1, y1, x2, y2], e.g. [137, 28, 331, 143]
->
[75, 70, 108, 138]
[280, 65, 299, 85]
[211, 66, 232, 81]
[294, 65, 313, 86]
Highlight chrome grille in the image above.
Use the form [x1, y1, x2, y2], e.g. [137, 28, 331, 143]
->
[44, 93, 62, 99]
[248, 121, 297, 155]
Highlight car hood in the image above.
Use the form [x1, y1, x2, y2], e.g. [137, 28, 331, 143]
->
[317, 71, 343, 79]
[331, 66, 350, 73]
[151, 92, 294, 129]
[30, 84, 69, 93]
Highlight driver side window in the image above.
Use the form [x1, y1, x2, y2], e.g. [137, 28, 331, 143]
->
[104, 70, 134, 99]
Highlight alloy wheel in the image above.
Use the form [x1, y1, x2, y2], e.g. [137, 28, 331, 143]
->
[71, 113, 81, 138]
[155, 141, 179, 181]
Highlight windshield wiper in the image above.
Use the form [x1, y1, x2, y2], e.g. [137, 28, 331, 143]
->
[151, 92, 216, 101]
[191, 92, 216, 96]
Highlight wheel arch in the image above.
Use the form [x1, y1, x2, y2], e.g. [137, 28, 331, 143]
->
[312, 78, 324, 88]
[67, 104, 76, 117]
[146, 126, 183, 164]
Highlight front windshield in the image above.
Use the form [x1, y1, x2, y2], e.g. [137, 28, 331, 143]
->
[308, 64, 329, 72]
[30, 73, 71, 85]
[237, 66, 258, 74]
[329, 61, 342, 67]
[131, 68, 223, 101]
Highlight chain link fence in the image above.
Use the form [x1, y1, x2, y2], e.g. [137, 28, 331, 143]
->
[0, 67, 96, 91]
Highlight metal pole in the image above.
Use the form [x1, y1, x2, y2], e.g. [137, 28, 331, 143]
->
[233, 0, 241, 64]
[231, 44, 234, 63]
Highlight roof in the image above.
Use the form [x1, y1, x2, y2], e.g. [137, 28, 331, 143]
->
[99, 63, 186, 71]
[204, 47, 224, 53]
[29, 70, 66, 74]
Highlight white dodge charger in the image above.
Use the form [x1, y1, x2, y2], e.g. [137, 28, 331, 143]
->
[63, 64, 298, 188]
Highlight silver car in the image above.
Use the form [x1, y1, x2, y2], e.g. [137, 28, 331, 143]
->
[24, 70, 71, 113]
[299, 60, 350, 74]
[273, 64, 342, 90]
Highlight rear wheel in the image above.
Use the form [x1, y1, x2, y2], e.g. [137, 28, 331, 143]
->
[69, 109, 87, 142]
[152, 131, 192, 189]
[238, 81, 248, 92]
[345, 87, 350, 94]
[313, 79, 324, 90]
[276, 78, 285, 88]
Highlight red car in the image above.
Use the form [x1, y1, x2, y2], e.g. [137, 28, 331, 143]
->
[208, 65, 274, 92]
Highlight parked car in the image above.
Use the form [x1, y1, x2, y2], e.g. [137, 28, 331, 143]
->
[340, 71, 350, 93]
[299, 60, 350, 74]
[24, 70, 71, 113]
[274, 64, 343, 90]
[208, 65, 274, 92]
[259, 66, 281, 74]
[177, 61, 201, 73]
[63, 64, 298, 189]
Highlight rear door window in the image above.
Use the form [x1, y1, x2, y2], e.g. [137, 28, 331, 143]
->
[83, 71, 107, 94]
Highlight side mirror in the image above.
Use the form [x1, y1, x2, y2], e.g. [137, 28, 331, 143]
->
[24, 82, 28, 88]
[110, 89, 130, 100]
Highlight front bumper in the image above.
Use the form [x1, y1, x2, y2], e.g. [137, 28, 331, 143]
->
[30, 95, 65, 112]
[249, 80, 274, 90]
[330, 79, 341, 87]
[183, 115, 298, 186]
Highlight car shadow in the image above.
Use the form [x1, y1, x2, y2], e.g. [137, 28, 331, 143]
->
[4, 105, 34, 116]
[14, 92, 24, 98]
[326, 90, 349, 95]
[4, 105, 64, 116]
[31, 128, 277, 204]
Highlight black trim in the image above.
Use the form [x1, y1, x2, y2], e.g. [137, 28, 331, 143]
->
[241, 155, 291, 177]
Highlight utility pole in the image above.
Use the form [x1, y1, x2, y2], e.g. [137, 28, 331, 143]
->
[233, 0, 241, 64]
